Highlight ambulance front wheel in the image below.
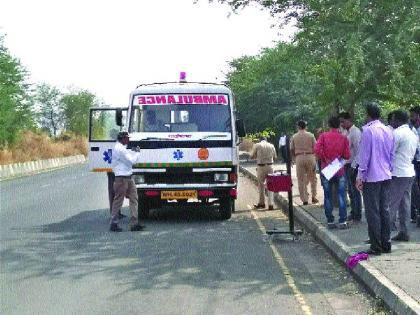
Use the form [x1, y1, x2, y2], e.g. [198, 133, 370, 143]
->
[138, 198, 150, 219]
[219, 197, 233, 220]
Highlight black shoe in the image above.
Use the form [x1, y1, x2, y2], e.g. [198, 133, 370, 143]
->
[130, 224, 145, 232]
[391, 232, 409, 242]
[366, 248, 381, 255]
[347, 214, 354, 221]
[303, 202, 308, 206]
[382, 241, 391, 253]
[327, 222, 337, 229]
[338, 222, 349, 229]
[119, 213, 127, 219]
[110, 224, 122, 232]
[268, 205, 274, 210]
[253, 203, 265, 209]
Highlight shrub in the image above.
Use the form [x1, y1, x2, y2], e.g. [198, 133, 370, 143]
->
[0, 131, 88, 165]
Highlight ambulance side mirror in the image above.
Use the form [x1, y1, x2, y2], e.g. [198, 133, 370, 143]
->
[116, 109, 123, 126]
[236, 119, 246, 137]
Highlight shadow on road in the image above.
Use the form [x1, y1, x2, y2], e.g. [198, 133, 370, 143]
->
[1, 203, 353, 301]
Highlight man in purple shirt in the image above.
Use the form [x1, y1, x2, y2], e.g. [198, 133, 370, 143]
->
[356, 102, 394, 255]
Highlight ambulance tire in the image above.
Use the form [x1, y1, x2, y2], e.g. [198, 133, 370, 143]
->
[138, 198, 150, 219]
[219, 198, 233, 220]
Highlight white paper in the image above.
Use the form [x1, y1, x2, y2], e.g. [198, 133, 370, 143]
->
[321, 158, 345, 180]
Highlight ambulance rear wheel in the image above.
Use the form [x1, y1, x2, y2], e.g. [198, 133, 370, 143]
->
[138, 198, 150, 219]
[219, 198, 233, 220]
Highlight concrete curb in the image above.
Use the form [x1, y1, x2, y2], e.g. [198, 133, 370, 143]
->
[240, 165, 420, 315]
[0, 155, 86, 180]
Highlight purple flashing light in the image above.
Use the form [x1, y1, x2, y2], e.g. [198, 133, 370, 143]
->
[179, 71, 186, 82]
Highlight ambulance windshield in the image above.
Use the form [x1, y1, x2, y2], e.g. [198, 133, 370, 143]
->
[131, 104, 232, 133]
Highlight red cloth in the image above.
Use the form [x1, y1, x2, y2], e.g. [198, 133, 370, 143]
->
[314, 129, 350, 177]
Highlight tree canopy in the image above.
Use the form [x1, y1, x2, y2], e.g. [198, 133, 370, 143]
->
[35, 83, 64, 137]
[216, 0, 419, 135]
[0, 35, 34, 147]
[61, 89, 98, 136]
[0, 32, 102, 148]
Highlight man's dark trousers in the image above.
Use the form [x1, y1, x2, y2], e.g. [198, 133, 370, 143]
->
[411, 161, 420, 220]
[345, 164, 362, 220]
[363, 180, 392, 252]
[107, 172, 115, 213]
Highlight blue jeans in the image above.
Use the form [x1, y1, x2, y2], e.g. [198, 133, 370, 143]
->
[321, 174, 347, 223]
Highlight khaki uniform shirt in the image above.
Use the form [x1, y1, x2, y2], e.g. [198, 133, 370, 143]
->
[250, 140, 277, 164]
[290, 130, 316, 158]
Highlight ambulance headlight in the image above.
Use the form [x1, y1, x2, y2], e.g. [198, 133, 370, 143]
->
[134, 175, 145, 184]
[214, 173, 228, 182]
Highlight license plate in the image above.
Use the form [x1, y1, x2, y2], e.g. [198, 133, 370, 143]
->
[161, 190, 197, 200]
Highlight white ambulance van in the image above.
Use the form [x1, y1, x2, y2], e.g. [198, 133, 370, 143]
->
[88, 78, 245, 220]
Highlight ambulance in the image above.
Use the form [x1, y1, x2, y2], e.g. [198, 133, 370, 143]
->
[88, 74, 245, 219]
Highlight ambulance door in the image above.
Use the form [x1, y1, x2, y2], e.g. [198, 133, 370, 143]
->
[88, 107, 128, 172]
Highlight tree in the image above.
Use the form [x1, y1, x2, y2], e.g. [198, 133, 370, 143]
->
[35, 83, 64, 137]
[217, 0, 419, 130]
[226, 43, 324, 135]
[61, 89, 98, 136]
[0, 34, 34, 148]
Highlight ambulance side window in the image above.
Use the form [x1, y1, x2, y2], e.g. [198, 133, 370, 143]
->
[90, 109, 126, 141]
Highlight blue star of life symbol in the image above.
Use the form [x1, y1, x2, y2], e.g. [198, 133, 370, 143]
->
[103, 149, 112, 164]
[173, 149, 184, 161]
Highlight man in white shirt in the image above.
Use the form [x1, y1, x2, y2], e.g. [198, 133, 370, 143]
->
[110, 131, 144, 232]
[278, 134, 287, 162]
[339, 112, 362, 222]
[388, 110, 418, 241]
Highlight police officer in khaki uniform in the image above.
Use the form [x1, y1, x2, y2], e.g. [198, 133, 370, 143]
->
[250, 136, 277, 210]
[290, 120, 318, 205]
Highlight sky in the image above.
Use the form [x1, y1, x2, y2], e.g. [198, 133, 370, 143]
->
[0, 0, 295, 106]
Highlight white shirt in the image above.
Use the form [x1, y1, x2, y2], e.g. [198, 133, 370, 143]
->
[279, 135, 286, 147]
[112, 142, 141, 176]
[413, 126, 420, 161]
[392, 124, 417, 177]
[345, 125, 362, 168]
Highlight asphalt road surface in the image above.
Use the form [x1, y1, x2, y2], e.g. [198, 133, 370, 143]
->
[0, 164, 389, 315]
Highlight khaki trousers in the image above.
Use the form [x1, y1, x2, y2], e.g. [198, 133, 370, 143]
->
[256, 165, 274, 206]
[110, 177, 139, 226]
[295, 155, 317, 203]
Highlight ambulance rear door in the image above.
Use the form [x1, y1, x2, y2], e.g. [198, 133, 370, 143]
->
[88, 107, 128, 172]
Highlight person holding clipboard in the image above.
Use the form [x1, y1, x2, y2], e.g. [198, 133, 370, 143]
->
[315, 116, 350, 229]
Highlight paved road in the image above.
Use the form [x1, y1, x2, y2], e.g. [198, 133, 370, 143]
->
[0, 164, 388, 314]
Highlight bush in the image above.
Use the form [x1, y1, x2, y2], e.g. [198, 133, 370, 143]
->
[0, 131, 88, 165]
